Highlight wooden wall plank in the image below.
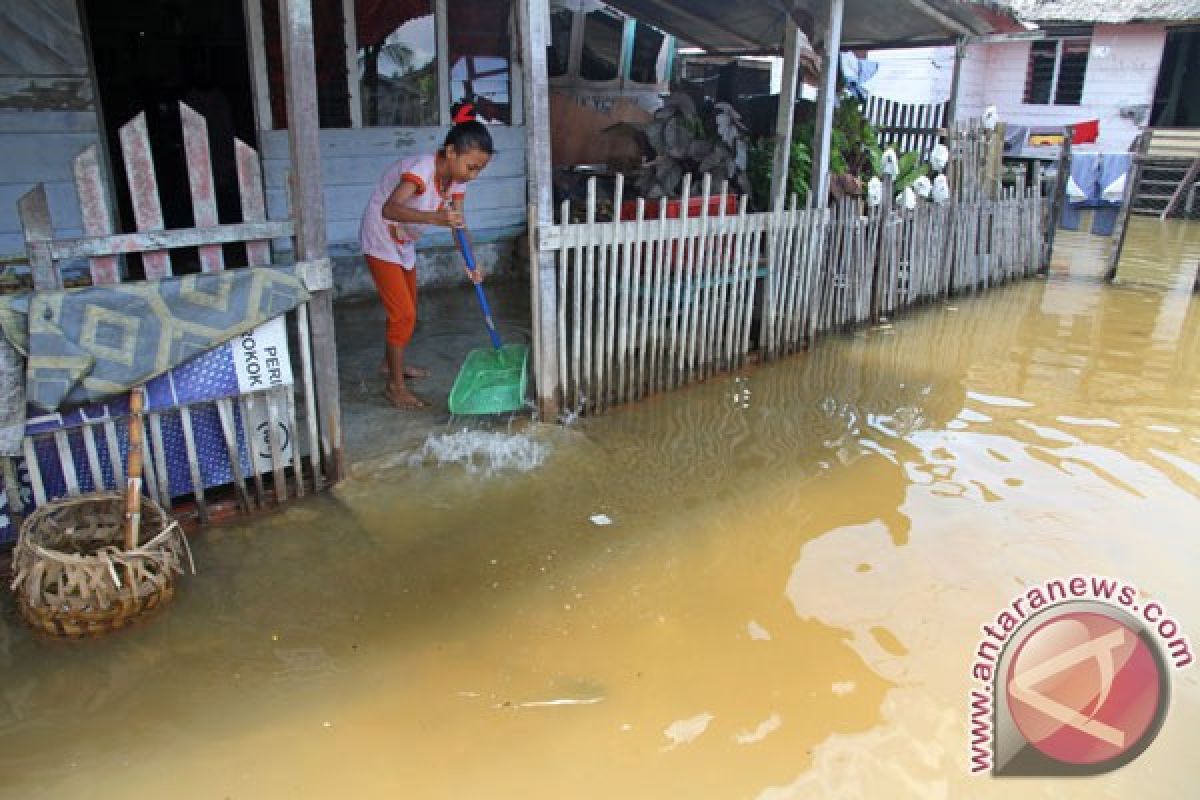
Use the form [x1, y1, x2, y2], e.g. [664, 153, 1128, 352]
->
[0, 131, 102, 181]
[267, 176, 530, 222]
[0, 111, 96, 134]
[263, 148, 526, 187]
[257, 124, 529, 159]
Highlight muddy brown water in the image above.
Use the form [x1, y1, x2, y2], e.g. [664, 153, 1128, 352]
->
[2, 220, 1198, 798]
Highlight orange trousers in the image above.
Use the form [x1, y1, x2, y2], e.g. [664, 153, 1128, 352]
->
[366, 255, 418, 347]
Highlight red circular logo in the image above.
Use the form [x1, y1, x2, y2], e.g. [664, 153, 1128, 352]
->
[1005, 611, 1164, 766]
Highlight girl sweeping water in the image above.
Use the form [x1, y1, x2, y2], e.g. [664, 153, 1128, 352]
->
[359, 105, 493, 409]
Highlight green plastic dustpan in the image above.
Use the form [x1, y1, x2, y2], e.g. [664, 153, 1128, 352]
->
[448, 227, 528, 415]
[448, 343, 528, 415]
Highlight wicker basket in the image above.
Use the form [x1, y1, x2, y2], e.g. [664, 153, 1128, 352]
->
[9, 492, 193, 638]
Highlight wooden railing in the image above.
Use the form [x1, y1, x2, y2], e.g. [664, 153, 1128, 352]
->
[3, 102, 337, 538]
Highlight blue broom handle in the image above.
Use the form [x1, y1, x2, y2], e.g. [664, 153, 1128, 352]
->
[454, 227, 503, 350]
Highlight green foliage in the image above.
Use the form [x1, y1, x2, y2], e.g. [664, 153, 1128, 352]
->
[790, 95, 884, 198]
[748, 137, 811, 210]
[745, 95, 936, 207]
[886, 148, 930, 193]
[747, 140, 773, 210]
[611, 92, 753, 199]
[831, 95, 882, 179]
[788, 138, 813, 202]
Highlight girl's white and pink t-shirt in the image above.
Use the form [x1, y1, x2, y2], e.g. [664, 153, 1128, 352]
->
[359, 153, 465, 269]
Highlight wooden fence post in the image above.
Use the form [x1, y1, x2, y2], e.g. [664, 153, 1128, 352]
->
[985, 122, 1006, 200]
[809, 0, 844, 208]
[520, 0, 561, 421]
[282, 0, 344, 482]
[870, 176, 893, 323]
[18, 185, 60, 290]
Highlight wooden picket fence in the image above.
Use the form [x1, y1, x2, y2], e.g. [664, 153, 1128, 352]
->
[3, 101, 338, 533]
[865, 96, 948, 160]
[543, 121, 1044, 416]
[551, 173, 768, 413]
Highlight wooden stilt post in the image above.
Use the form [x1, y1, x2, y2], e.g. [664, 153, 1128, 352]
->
[1106, 131, 1150, 282]
[945, 38, 964, 129]
[771, 17, 803, 213]
[281, 0, 344, 482]
[520, 0, 561, 421]
[809, 0, 844, 209]
[1043, 125, 1073, 274]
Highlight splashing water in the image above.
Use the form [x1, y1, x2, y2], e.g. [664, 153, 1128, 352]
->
[408, 429, 549, 473]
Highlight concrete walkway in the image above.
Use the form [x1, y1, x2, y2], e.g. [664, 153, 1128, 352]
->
[334, 278, 532, 467]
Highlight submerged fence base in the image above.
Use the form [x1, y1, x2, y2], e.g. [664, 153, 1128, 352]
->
[540, 125, 1046, 417]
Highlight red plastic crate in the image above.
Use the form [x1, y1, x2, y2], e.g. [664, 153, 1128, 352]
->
[620, 193, 739, 221]
[618, 193, 741, 272]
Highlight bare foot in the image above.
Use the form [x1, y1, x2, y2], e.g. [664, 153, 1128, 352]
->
[383, 383, 429, 409]
[378, 362, 430, 380]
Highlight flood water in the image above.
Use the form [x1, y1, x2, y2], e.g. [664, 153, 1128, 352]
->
[2, 221, 1199, 799]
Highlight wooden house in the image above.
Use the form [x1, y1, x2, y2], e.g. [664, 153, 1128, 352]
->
[865, 0, 1200, 153]
[5, 2, 1043, 541]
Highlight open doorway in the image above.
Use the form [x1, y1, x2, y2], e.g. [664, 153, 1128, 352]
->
[1151, 28, 1200, 128]
[82, 0, 259, 276]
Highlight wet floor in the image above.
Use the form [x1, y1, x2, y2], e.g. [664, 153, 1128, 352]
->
[2, 221, 1199, 799]
[335, 278, 533, 465]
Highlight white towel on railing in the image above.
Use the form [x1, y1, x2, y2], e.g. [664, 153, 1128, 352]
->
[1101, 173, 1126, 203]
[1066, 175, 1087, 202]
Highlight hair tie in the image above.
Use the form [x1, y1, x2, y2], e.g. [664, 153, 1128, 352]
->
[453, 103, 476, 124]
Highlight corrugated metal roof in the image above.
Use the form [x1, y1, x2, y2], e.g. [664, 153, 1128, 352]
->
[598, 0, 998, 53]
[1004, 0, 1200, 24]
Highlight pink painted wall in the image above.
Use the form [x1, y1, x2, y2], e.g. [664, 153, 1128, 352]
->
[863, 46, 955, 104]
[869, 24, 1167, 152]
[958, 24, 1167, 152]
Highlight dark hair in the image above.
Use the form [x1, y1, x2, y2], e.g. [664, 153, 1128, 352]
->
[442, 120, 493, 155]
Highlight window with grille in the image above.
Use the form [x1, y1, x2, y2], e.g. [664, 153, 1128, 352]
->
[628, 19, 667, 84]
[1024, 36, 1090, 105]
[579, 6, 624, 82]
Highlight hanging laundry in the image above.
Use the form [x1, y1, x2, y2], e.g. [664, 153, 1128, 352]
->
[1071, 120, 1100, 145]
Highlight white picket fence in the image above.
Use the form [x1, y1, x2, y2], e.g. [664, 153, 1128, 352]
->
[540, 121, 1045, 416]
